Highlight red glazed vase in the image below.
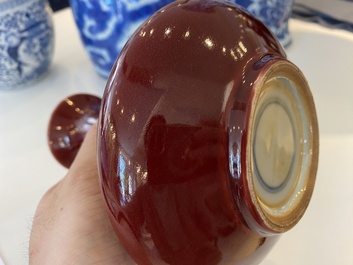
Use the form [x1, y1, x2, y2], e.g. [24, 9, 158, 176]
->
[98, 0, 319, 264]
[48, 94, 101, 168]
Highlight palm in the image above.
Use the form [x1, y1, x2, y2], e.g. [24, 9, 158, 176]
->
[30, 125, 134, 265]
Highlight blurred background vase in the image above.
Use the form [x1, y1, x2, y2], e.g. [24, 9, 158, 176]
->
[233, 0, 294, 47]
[0, 0, 54, 89]
[69, 0, 175, 79]
[69, 0, 294, 79]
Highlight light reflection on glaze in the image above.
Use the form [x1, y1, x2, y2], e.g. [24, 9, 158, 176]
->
[48, 94, 101, 168]
[136, 21, 257, 65]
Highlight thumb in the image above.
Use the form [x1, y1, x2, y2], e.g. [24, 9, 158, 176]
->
[67, 123, 99, 182]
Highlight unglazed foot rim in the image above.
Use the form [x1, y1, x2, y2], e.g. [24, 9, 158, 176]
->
[247, 60, 319, 233]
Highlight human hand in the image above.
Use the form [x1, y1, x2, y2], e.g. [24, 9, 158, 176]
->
[29, 124, 135, 265]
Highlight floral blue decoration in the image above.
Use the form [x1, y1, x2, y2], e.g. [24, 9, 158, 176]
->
[0, 0, 54, 89]
[69, 0, 175, 78]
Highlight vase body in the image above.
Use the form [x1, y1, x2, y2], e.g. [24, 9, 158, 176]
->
[0, 0, 54, 89]
[69, 0, 175, 78]
[97, 0, 318, 264]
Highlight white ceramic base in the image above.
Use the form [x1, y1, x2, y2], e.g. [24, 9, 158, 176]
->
[247, 60, 318, 233]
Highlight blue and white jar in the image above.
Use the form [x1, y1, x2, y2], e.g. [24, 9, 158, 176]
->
[0, 0, 54, 89]
[233, 0, 294, 47]
[69, 0, 175, 78]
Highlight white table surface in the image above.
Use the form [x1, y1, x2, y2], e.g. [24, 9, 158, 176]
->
[1, 8, 353, 265]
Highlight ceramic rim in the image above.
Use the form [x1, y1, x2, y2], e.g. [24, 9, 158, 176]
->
[246, 60, 319, 233]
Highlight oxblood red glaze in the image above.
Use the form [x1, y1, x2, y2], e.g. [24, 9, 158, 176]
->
[48, 94, 101, 168]
[98, 1, 286, 264]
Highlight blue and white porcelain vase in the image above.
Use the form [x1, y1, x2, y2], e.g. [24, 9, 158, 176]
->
[69, 0, 175, 79]
[233, 0, 294, 47]
[0, 0, 54, 89]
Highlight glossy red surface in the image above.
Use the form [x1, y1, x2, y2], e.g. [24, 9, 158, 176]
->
[48, 94, 101, 168]
[98, 0, 287, 264]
